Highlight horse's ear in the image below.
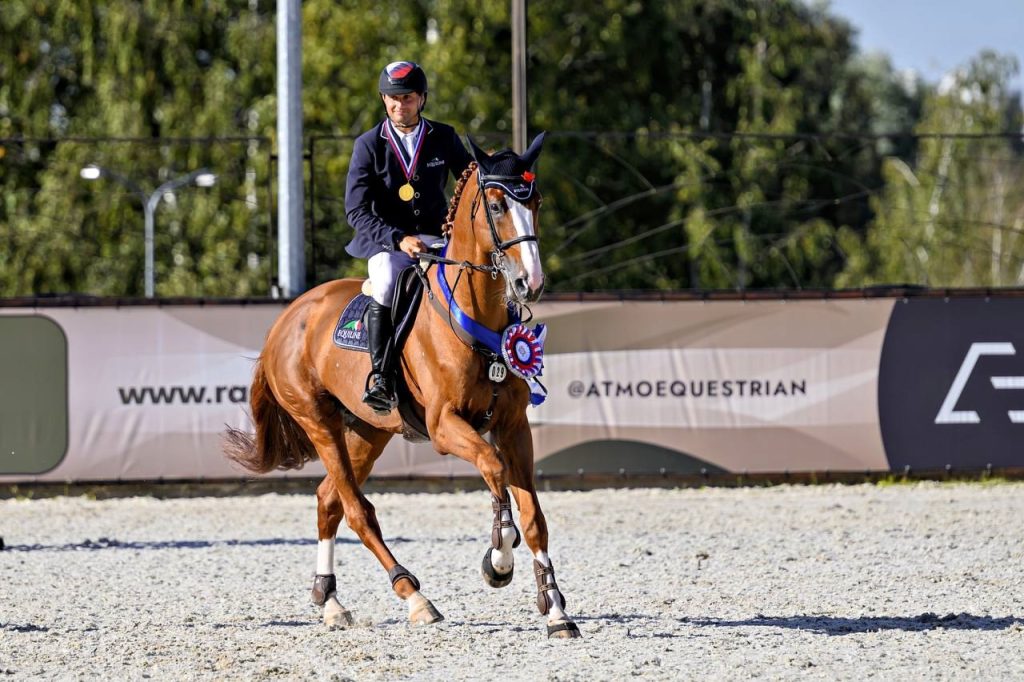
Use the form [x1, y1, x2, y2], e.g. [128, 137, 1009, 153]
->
[521, 131, 546, 169]
[466, 135, 490, 164]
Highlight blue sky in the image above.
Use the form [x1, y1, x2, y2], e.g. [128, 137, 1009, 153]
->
[825, 0, 1023, 94]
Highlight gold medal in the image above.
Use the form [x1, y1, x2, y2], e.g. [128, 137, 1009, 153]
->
[398, 183, 415, 201]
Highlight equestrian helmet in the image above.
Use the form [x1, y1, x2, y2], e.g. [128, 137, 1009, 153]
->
[378, 61, 428, 95]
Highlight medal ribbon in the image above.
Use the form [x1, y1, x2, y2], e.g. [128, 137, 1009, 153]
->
[383, 120, 425, 183]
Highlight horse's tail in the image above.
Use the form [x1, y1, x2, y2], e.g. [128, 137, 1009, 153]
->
[223, 357, 319, 474]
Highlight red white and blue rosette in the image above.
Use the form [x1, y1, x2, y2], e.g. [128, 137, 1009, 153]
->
[501, 323, 545, 380]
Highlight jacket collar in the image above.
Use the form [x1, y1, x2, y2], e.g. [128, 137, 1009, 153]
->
[378, 117, 434, 141]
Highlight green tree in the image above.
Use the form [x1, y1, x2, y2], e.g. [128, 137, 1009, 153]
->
[1, 0, 971, 297]
[0, 1, 275, 296]
[838, 52, 1024, 287]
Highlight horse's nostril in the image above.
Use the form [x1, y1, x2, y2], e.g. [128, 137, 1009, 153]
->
[514, 278, 530, 299]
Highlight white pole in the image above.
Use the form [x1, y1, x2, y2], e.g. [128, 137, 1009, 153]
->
[277, 0, 305, 298]
[511, 0, 528, 154]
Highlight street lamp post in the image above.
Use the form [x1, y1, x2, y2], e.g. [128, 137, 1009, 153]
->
[80, 164, 216, 298]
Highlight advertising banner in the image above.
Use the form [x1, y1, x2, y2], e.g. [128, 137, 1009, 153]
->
[1, 293, 1021, 482]
[529, 298, 890, 475]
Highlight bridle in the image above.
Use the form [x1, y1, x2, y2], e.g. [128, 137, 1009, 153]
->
[418, 165, 540, 277]
[416, 165, 541, 341]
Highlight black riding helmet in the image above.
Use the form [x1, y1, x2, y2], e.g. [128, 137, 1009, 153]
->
[379, 61, 428, 99]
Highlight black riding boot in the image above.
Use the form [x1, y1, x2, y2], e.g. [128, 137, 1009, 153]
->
[362, 300, 398, 415]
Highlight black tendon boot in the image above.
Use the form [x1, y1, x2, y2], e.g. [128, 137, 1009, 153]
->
[362, 300, 398, 415]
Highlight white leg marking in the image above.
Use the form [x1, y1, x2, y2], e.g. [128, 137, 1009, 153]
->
[323, 596, 354, 628]
[534, 550, 569, 622]
[508, 201, 544, 291]
[407, 591, 430, 617]
[317, 538, 353, 628]
[317, 538, 335, 575]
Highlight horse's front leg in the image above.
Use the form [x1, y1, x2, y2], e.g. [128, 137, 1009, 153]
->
[481, 488, 520, 588]
[499, 420, 582, 639]
[428, 406, 521, 589]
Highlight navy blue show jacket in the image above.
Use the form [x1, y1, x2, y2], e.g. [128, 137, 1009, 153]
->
[344, 118, 472, 259]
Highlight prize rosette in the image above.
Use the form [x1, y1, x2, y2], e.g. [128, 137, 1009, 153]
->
[500, 323, 545, 380]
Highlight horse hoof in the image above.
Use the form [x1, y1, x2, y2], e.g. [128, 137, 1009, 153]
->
[409, 601, 444, 625]
[547, 620, 581, 639]
[324, 610, 354, 629]
[481, 548, 514, 588]
[408, 593, 444, 625]
[324, 599, 354, 629]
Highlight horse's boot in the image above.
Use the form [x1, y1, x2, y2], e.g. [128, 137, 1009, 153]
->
[362, 300, 398, 415]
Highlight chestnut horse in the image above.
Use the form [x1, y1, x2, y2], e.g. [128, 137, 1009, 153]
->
[224, 134, 580, 639]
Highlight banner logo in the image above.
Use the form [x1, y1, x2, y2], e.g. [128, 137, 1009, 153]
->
[878, 299, 1024, 469]
[934, 342, 1024, 424]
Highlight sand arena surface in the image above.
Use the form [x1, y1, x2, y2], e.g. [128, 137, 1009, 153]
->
[2, 483, 1024, 680]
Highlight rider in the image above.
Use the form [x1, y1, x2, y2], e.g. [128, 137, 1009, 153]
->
[345, 61, 473, 415]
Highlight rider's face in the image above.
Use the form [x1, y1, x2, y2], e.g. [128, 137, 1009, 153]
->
[382, 92, 424, 129]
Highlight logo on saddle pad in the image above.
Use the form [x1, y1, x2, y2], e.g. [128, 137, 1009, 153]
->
[333, 295, 373, 351]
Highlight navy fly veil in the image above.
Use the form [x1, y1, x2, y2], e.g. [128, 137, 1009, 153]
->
[467, 133, 545, 204]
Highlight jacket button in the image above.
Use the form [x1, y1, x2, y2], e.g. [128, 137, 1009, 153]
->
[413, 175, 420, 181]
[414, 192, 421, 199]
[414, 209, 421, 216]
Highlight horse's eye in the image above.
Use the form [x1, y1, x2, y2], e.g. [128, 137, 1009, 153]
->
[488, 201, 504, 215]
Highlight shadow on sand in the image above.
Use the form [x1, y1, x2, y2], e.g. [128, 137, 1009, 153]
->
[0, 537, 358, 552]
[684, 613, 1024, 635]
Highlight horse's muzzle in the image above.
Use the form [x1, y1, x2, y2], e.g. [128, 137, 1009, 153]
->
[514, 276, 545, 303]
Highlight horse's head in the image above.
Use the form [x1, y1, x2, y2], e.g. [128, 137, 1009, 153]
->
[466, 132, 547, 304]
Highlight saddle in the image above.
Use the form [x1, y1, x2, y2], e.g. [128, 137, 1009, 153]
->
[332, 266, 431, 442]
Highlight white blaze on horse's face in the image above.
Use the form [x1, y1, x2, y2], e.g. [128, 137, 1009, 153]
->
[507, 198, 544, 299]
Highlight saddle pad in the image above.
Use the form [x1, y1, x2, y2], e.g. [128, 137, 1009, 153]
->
[333, 294, 372, 351]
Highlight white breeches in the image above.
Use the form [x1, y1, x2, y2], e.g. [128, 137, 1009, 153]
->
[367, 234, 444, 306]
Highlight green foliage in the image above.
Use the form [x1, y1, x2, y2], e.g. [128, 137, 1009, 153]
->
[838, 53, 1024, 288]
[0, 1, 1020, 296]
[0, 0, 275, 296]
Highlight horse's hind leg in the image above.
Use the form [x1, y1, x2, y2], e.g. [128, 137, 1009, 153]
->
[313, 476, 354, 628]
[502, 425, 581, 639]
[310, 418, 443, 627]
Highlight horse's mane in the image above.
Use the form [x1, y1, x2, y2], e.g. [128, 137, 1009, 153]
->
[442, 162, 478, 239]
